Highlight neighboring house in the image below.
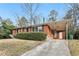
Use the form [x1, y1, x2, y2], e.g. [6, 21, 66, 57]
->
[12, 20, 67, 39]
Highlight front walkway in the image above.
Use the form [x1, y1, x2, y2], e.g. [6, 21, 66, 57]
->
[22, 39, 70, 56]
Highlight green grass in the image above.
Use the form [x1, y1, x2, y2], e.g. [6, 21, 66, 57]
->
[68, 40, 79, 56]
[0, 39, 43, 56]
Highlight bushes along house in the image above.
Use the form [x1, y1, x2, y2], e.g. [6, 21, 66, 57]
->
[15, 32, 47, 41]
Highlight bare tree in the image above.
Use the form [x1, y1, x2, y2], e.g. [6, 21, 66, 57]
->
[33, 16, 39, 25]
[17, 16, 28, 28]
[63, 3, 79, 39]
[63, 9, 72, 19]
[21, 3, 40, 25]
[65, 4, 79, 30]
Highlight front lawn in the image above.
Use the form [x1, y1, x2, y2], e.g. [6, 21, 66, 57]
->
[68, 40, 79, 56]
[0, 39, 43, 56]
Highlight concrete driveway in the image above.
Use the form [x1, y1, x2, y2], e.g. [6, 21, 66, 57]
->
[22, 39, 70, 56]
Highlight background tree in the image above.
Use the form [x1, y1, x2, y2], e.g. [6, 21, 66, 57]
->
[48, 9, 58, 38]
[17, 17, 28, 27]
[65, 4, 79, 29]
[49, 10, 58, 22]
[17, 16, 28, 28]
[63, 3, 79, 39]
[63, 9, 72, 19]
[63, 9, 74, 35]
[48, 9, 58, 29]
[33, 15, 42, 25]
[21, 3, 40, 25]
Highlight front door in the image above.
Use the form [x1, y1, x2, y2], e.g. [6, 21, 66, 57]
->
[59, 32, 63, 39]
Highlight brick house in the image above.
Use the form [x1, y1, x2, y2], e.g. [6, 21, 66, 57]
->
[12, 20, 67, 39]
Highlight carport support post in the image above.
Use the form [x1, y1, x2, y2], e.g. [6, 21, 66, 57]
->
[66, 20, 68, 40]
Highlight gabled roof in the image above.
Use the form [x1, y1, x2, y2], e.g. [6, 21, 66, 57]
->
[48, 19, 73, 31]
[47, 20, 66, 31]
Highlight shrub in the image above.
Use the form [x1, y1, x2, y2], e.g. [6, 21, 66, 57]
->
[73, 30, 79, 39]
[0, 34, 4, 39]
[0, 32, 10, 39]
[15, 32, 47, 41]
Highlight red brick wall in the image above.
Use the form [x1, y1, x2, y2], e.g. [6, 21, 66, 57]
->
[24, 28, 27, 32]
[12, 25, 66, 39]
[43, 25, 53, 38]
[12, 29, 17, 36]
[43, 25, 66, 39]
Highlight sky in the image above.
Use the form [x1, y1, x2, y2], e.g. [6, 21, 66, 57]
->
[0, 3, 69, 25]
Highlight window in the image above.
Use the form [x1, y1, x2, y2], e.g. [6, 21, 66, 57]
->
[37, 26, 43, 32]
[32, 26, 43, 32]
[32, 27, 38, 32]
